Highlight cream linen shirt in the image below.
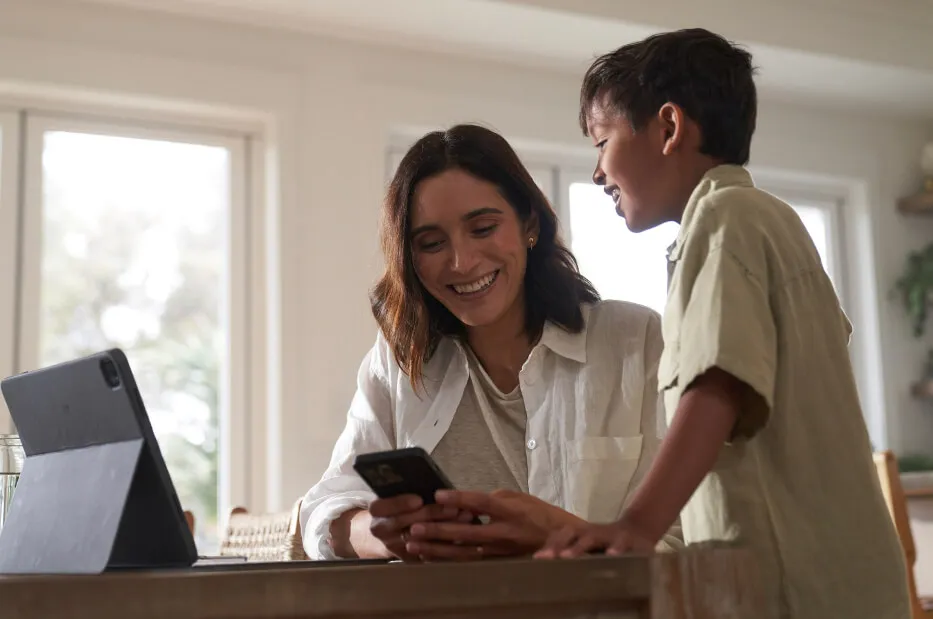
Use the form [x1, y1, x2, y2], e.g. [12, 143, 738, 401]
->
[301, 300, 671, 560]
[660, 165, 910, 619]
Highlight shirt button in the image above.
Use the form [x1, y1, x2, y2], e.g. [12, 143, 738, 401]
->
[526, 438, 537, 450]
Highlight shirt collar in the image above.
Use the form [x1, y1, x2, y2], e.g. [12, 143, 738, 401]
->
[538, 303, 590, 363]
[669, 164, 754, 260]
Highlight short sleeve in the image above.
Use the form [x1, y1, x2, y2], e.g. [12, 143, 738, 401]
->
[678, 246, 777, 440]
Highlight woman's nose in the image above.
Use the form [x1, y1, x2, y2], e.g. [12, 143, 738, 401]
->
[449, 239, 480, 274]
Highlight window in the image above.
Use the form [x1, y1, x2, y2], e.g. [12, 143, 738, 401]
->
[564, 180, 678, 314]
[385, 146, 844, 316]
[560, 171, 845, 314]
[0, 112, 256, 554]
[779, 198, 843, 296]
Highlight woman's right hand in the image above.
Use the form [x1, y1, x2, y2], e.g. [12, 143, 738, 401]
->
[367, 494, 473, 561]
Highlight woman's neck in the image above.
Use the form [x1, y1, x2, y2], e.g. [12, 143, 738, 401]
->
[465, 298, 533, 393]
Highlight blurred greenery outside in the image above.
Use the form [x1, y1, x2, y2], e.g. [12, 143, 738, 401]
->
[37, 131, 229, 553]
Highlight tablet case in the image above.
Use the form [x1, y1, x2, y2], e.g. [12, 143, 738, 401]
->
[0, 349, 197, 574]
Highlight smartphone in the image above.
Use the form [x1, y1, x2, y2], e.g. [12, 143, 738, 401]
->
[353, 447, 457, 505]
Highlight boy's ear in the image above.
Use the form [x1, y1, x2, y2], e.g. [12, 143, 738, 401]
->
[658, 102, 686, 156]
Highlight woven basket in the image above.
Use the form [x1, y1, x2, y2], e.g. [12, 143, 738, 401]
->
[218, 497, 308, 562]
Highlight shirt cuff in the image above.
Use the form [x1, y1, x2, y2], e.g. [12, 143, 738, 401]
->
[304, 495, 373, 560]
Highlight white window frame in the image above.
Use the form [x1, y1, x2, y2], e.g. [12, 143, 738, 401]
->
[754, 179, 849, 309]
[4, 110, 259, 520]
[557, 166, 600, 245]
[0, 111, 21, 435]
[385, 140, 885, 444]
[386, 139, 850, 307]
[558, 167, 850, 308]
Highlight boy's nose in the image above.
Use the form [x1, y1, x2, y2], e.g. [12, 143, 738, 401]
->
[592, 164, 606, 186]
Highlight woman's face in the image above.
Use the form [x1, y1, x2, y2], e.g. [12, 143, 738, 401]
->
[409, 168, 532, 330]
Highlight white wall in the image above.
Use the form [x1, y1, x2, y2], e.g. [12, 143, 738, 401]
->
[2, 0, 932, 507]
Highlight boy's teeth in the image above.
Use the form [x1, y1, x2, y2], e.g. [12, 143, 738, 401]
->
[453, 272, 497, 294]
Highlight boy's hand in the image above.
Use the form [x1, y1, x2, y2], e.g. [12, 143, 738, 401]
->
[535, 368, 747, 562]
[534, 520, 656, 559]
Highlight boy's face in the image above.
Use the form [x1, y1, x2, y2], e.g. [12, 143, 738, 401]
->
[586, 102, 679, 232]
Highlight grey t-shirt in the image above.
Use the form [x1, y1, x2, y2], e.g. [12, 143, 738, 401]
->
[432, 348, 529, 493]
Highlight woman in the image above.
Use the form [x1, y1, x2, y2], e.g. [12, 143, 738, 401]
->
[300, 124, 670, 562]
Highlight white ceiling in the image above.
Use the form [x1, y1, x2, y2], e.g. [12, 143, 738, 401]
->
[69, 0, 933, 120]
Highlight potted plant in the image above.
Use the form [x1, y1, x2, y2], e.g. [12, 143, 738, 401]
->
[892, 244, 933, 394]
[893, 242, 933, 339]
[898, 453, 933, 492]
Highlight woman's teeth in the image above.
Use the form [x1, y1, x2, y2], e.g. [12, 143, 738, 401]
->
[452, 271, 498, 295]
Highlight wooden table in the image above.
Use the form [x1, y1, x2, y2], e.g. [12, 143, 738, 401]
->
[0, 545, 758, 619]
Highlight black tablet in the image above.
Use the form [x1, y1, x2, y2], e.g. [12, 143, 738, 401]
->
[0, 349, 197, 573]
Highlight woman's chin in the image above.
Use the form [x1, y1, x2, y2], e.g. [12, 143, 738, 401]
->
[446, 297, 509, 329]
[451, 307, 503, 329]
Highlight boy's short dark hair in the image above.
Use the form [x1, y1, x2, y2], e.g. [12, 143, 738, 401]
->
[580, 28, 757, 165]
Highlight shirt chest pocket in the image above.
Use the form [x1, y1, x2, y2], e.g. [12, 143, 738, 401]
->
[564, 435, 642, 524]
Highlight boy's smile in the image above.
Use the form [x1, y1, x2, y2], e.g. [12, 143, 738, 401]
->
[603, 185, 623, 217]
[585, 102, 673, 233]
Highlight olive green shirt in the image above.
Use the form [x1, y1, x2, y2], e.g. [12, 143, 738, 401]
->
[659, 165, 910, 619]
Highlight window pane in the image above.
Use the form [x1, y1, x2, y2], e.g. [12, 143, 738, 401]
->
[568, 182, 678, 314]
[791, 204, 834, 284]
[37, 131, 230, 553]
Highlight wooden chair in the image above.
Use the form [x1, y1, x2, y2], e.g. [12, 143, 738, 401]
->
[218, 497, 308, 562]
[874, 450, 933, 618]
[183, 510, 195, 536]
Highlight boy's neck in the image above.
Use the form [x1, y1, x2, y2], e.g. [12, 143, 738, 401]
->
[672, 156, 727, 224]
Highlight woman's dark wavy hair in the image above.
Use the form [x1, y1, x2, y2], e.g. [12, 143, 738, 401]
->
[370, 123, 599, 391]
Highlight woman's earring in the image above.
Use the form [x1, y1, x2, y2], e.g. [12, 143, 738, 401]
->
[528, 236, 536, 249]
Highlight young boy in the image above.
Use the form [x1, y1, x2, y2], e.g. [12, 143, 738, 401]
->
[535, 28, 910, 619]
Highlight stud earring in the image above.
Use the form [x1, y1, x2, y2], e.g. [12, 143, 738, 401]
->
[528, 236, 536, 249]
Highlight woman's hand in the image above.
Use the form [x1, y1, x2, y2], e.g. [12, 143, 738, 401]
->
[367, 494, 474, 562]
[404, 489, 585, 561]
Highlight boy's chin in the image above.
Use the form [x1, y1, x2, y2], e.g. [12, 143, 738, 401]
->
[618, 208, 645, 232]
[623, 213, 662, 233]
[619, 204, 665, 233]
